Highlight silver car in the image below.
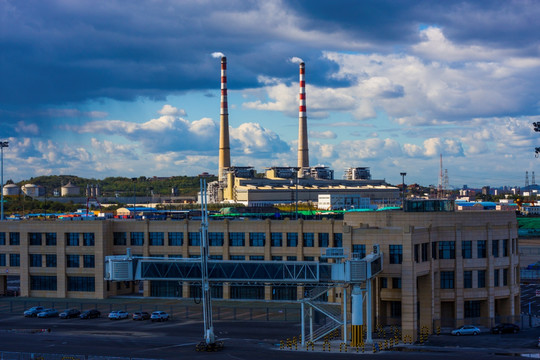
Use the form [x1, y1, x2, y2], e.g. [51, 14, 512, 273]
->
[451, 325, 480, 336]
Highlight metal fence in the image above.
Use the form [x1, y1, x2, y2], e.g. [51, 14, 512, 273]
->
[0, 352, 161, 360]
[0, 299, 301, 322]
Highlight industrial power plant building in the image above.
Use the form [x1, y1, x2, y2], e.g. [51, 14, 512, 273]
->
[0, 208, 519, 339]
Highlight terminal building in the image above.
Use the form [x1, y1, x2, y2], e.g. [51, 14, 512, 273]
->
[0, 207, 519, 338]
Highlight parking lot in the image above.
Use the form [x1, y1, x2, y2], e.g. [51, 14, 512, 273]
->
[0, 309, 538, 360]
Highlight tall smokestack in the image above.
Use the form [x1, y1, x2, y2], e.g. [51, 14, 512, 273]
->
[298, 62, 309, 169]
[218, 56, 230, 182]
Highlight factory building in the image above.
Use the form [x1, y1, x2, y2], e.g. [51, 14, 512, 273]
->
[0, 208, 519, 338]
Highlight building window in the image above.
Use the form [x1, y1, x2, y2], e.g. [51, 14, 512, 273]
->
[9, 232, 20, 245]
[287, 256, 297, 261]
[0, 254, 5, 266]
[113, 232, 126, 246]
[492, 239, 499, 258]
[46, 233, 57, 246]
[318, 233, 329, 247]
[440, 271, 454, 289]
[464, 271, 472, 288]
[389, 245, 403, 264]
[477, 240, 486, 258]
[477, 270, 486, 288]
[208, 232, 224, 246]
[333, 233, 343, 247]
[503, 268, 508, 286]
[249, 232, 265, 247]
[46, 254, 57, 268]
[431, 242, 437, 259]
[303, 233, 314, 247]
[229, 232, 245, 246]
[494, 268, 500, 287]
[392, 277, 401, 289]
[286, 233, 298, 247]
[149, 232, 164, 246]
[66, 254, 79, 268]
[250, 255, 264, 261]
[30, 276, 57, 291]
[168, 232, 183, 246]
[352, 244, 366, 258]
[421, 243, 429, 262]
[381, 277, 388, 288]
[209, 255, 223, 260]
[464, 300, 481, 318]
[502, 239, 508, 257]
[462, 241, 472, 259]
[29, 233, 42, 246]
[83, 255, 95, 268]
[29, 254, 42, 267]
[130, 232, 144, 246]
[439, 241, 455, 259]
[414, 244, 419, 263]
[66, 233, 79, 246]
[0, 232, 5, 245]
[9, 254, 20, 267]
[272, 256, 282, 261]
[168, 254, 183, 259]
[67, 276, 95, 292]
[188, 232, 201, 246]
[271, 233, 282, 247]
[304, 256, 315, 261]
[83, 233, 95, 246]
[230, 255, 245, 260]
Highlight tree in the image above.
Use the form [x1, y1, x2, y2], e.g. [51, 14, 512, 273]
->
[534, 122, 540, 157]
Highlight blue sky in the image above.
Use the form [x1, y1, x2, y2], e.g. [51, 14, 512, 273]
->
[1, 0, 539, 188]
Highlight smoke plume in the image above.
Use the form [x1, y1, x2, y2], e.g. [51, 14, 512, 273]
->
[290, 57, 304, 64]
[212, 52, 226, 58]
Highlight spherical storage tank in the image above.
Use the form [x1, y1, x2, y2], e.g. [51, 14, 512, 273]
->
[2, 183, 20, 196]
[61, 182, 80, 196]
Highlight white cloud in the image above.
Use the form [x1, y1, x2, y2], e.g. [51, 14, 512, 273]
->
[15, 121, 39, 135]
[310, 130, 337, 139]
[230, 122, 290, 157]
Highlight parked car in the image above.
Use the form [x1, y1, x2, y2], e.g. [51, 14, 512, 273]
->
[59, 308, 81, 319]
[150, 311, 169, 322]
[80, 309, 100, 319]
[108, 310, 129, 320]
[451, 325, 480, 336]
[491, 323, 519, 334]
[37, 308, 59, 318]
[132, 311, 151, 320]
[23, 306, 44, 317]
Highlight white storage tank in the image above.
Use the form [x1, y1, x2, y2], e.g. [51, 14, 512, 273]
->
[61, 182, 80, 196]
[2, 183, 20, 196]
[22, 183, 40, 197]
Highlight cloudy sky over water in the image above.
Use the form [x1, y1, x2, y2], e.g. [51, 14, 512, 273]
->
[1, 0, 539, 188]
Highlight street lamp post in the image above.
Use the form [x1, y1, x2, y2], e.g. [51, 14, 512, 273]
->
[400, 172, 407, 209]
[1, 141, 8, 221]
[131, 177, 137, 217]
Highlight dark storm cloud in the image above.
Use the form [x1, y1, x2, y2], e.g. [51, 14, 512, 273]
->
[1, 0, 539, 115]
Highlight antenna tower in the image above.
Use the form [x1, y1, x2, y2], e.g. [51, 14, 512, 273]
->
[533, 171, 536, 185]
[525, 171, 530, 188]
[443, 169, 449, 197]
[437, 154, 444, 198]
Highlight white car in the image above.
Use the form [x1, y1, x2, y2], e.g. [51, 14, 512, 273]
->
[150, 311, 169, 322]
[108, 310, 129, 320]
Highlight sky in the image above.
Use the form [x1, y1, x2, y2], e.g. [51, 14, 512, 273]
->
[1, 0, 540, 188]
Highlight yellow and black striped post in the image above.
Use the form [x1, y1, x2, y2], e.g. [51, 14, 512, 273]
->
[351, 324, 363, 347]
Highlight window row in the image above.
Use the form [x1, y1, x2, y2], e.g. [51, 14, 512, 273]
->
[0, 232, 95, 246]
[112, 231, 343, 247]
[414, 239, 512, 263]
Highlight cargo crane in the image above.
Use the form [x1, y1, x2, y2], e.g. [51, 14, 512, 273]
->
[105, 182, 384, 349]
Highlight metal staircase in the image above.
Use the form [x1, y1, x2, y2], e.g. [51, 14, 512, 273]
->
[302, 284, 344, 342]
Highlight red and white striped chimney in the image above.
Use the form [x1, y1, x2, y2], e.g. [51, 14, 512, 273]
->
[297, 62, 309, 169]
[218, 56, 231, 182]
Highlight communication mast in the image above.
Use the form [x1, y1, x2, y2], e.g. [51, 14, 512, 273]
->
[437, 154, 444, 198]
[525, 171, 530, 188]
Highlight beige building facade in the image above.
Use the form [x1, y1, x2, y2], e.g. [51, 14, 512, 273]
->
[0, 209, 519, 339]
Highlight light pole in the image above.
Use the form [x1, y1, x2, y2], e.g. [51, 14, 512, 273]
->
[400, 172, 407, 209]
[1, 141, 8, 221]
[131, 177, 137, 217]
